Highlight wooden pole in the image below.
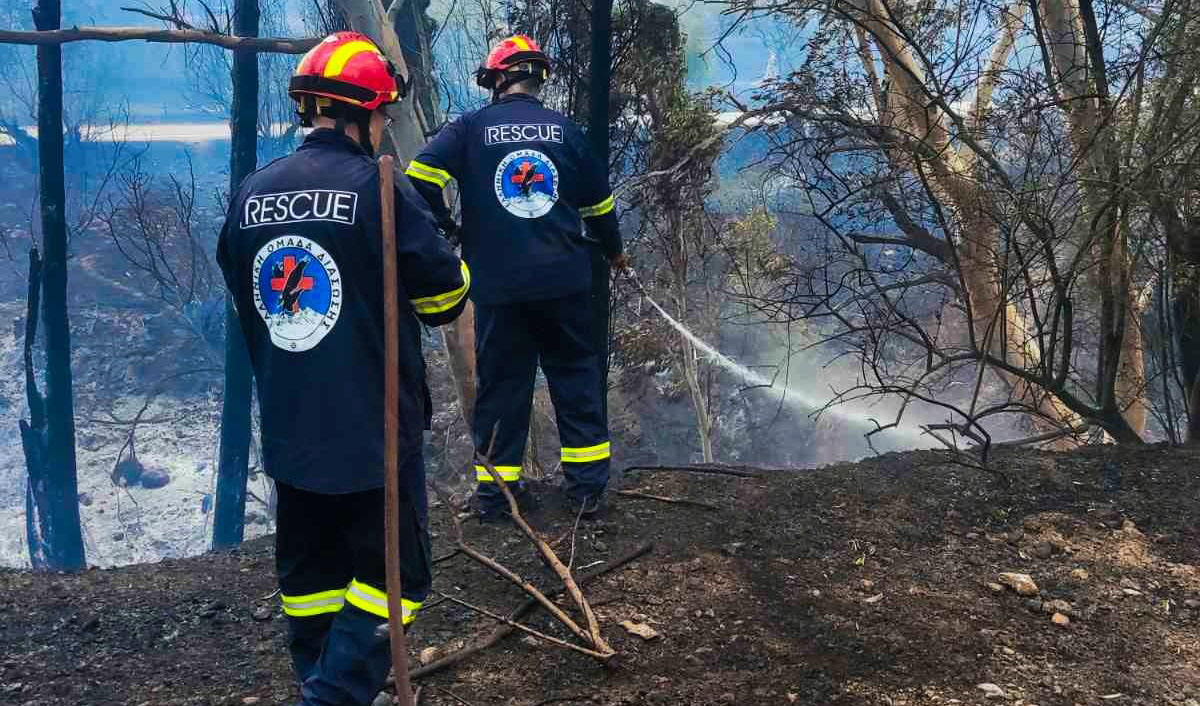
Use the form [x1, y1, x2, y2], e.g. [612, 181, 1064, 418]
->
[379, 156, 415, 706]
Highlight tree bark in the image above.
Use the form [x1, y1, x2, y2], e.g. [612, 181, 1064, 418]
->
[858, 0, 1086, 445]
[1172, 275, 1200, 441]
[667, 212, 714, 463]
[32, 0, 85, 572]
[1038, 0, 1145, 438]
[680, 339, 715, 463]
[588, 2, 614, 445]
[21, 249, 50, 570]
[213, 0, 260, 550]
[332, 0, 428, 152]
[334, 0, 478, 429]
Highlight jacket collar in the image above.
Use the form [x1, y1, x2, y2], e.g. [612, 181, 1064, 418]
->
[298, 128, 371, 156]
[495, 92, 543, 107]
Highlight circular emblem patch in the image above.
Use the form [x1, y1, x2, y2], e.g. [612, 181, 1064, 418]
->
[252, 236, 341, 352]
[494, 149, 559, 219]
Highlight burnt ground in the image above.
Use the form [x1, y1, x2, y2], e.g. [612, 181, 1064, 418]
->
[3, 443, 1200, 706]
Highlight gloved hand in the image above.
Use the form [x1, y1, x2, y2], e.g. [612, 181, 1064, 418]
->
[438, 220, 461, 248]
[609, 253, 630, 271]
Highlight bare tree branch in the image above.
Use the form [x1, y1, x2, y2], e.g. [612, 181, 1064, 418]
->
[0, 27, 318, 53]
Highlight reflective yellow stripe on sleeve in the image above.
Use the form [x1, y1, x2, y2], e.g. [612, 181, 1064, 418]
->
[579, 195, 615, 219]
[344, 579, 423, 624]
[561, 441, 611, 463]
[281, 588, 347, 617]
[475, 465, 522, 483]
[410, 261, 471, 315]
[405, 160, 452, 189]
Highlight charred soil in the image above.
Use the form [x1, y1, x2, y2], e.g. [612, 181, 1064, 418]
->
[2, 443, 1200, 706]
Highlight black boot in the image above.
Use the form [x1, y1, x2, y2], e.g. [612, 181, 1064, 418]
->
[473, 481, 538, 523]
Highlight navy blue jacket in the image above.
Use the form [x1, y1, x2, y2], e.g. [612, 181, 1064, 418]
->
[405, 94, 621, 305]
[217, 129, 469, 494]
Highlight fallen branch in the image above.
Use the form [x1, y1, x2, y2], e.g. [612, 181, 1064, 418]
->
[435, 592, 613, 660]
[616, 489, 720, 511]
[417, 595, 447, 612]
[0, 27, 318, 53]
[623, 463, 764, 478]
[405, 542, 652, 681]
[449, 505, 592, 645]
[430, 686, 475, 706]
[477, 454, 615, 657]
[567, 502, 585, 570]
[985, 424, 1091, 450]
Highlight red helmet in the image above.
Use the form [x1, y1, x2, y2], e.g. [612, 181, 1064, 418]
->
[289, 32, 404, 112]
[476, 34, 551, 90]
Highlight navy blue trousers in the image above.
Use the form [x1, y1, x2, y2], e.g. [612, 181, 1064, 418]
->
[473, 290, 611, 508]
[274, 453, 430, 706]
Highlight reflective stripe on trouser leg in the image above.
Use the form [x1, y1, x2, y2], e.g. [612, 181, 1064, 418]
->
[280, 588, 347, 617]
[475, 464, 521, 483]
[561, 441, 610, 464]
[560, 442, 612, 501]
[344, 579, 423, 625]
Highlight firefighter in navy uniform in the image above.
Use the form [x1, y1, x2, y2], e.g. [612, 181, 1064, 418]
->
[216, 32, 470, 706]
[405, 35, 624, 520]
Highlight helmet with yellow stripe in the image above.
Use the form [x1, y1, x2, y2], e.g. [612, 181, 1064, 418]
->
[289, 32, 404, 120]
[475, 34, 551, 93]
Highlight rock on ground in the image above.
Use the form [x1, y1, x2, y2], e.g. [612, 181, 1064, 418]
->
[998, 572, 1040, 597]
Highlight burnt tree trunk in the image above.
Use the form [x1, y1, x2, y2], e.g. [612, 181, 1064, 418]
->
[213, 0, 260, 550]
[589, 0, 613, 421]
[28, 0, 85, 572]
[1173, 277, 1200, 443]
[21, 249, 50, 570]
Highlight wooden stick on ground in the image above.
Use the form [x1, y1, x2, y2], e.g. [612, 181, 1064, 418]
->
[476, 453, 615, 657]
[616, 489, 720, 511]
[448, 509, 592, 645]
[623, 464, 764, 478]
[401, 542, 653, 682]
[435, 592, 613, 660]
[379, 155, 415, 706]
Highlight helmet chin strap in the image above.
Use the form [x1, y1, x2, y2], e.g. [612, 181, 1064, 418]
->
[490, 63, 547, 102]
[331, 112, 376, 158]
[357, 112, 376, 158]
[492, 75, 538, 102]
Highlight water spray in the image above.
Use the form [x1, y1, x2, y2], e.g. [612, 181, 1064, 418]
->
[621, 266, 930, 447]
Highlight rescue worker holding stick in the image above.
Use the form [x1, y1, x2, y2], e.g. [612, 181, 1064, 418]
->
[406, 35, 625, 521]
[217, 32, 469, 706]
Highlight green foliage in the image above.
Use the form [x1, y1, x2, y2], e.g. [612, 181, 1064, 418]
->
[722, 207, 790, 294]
